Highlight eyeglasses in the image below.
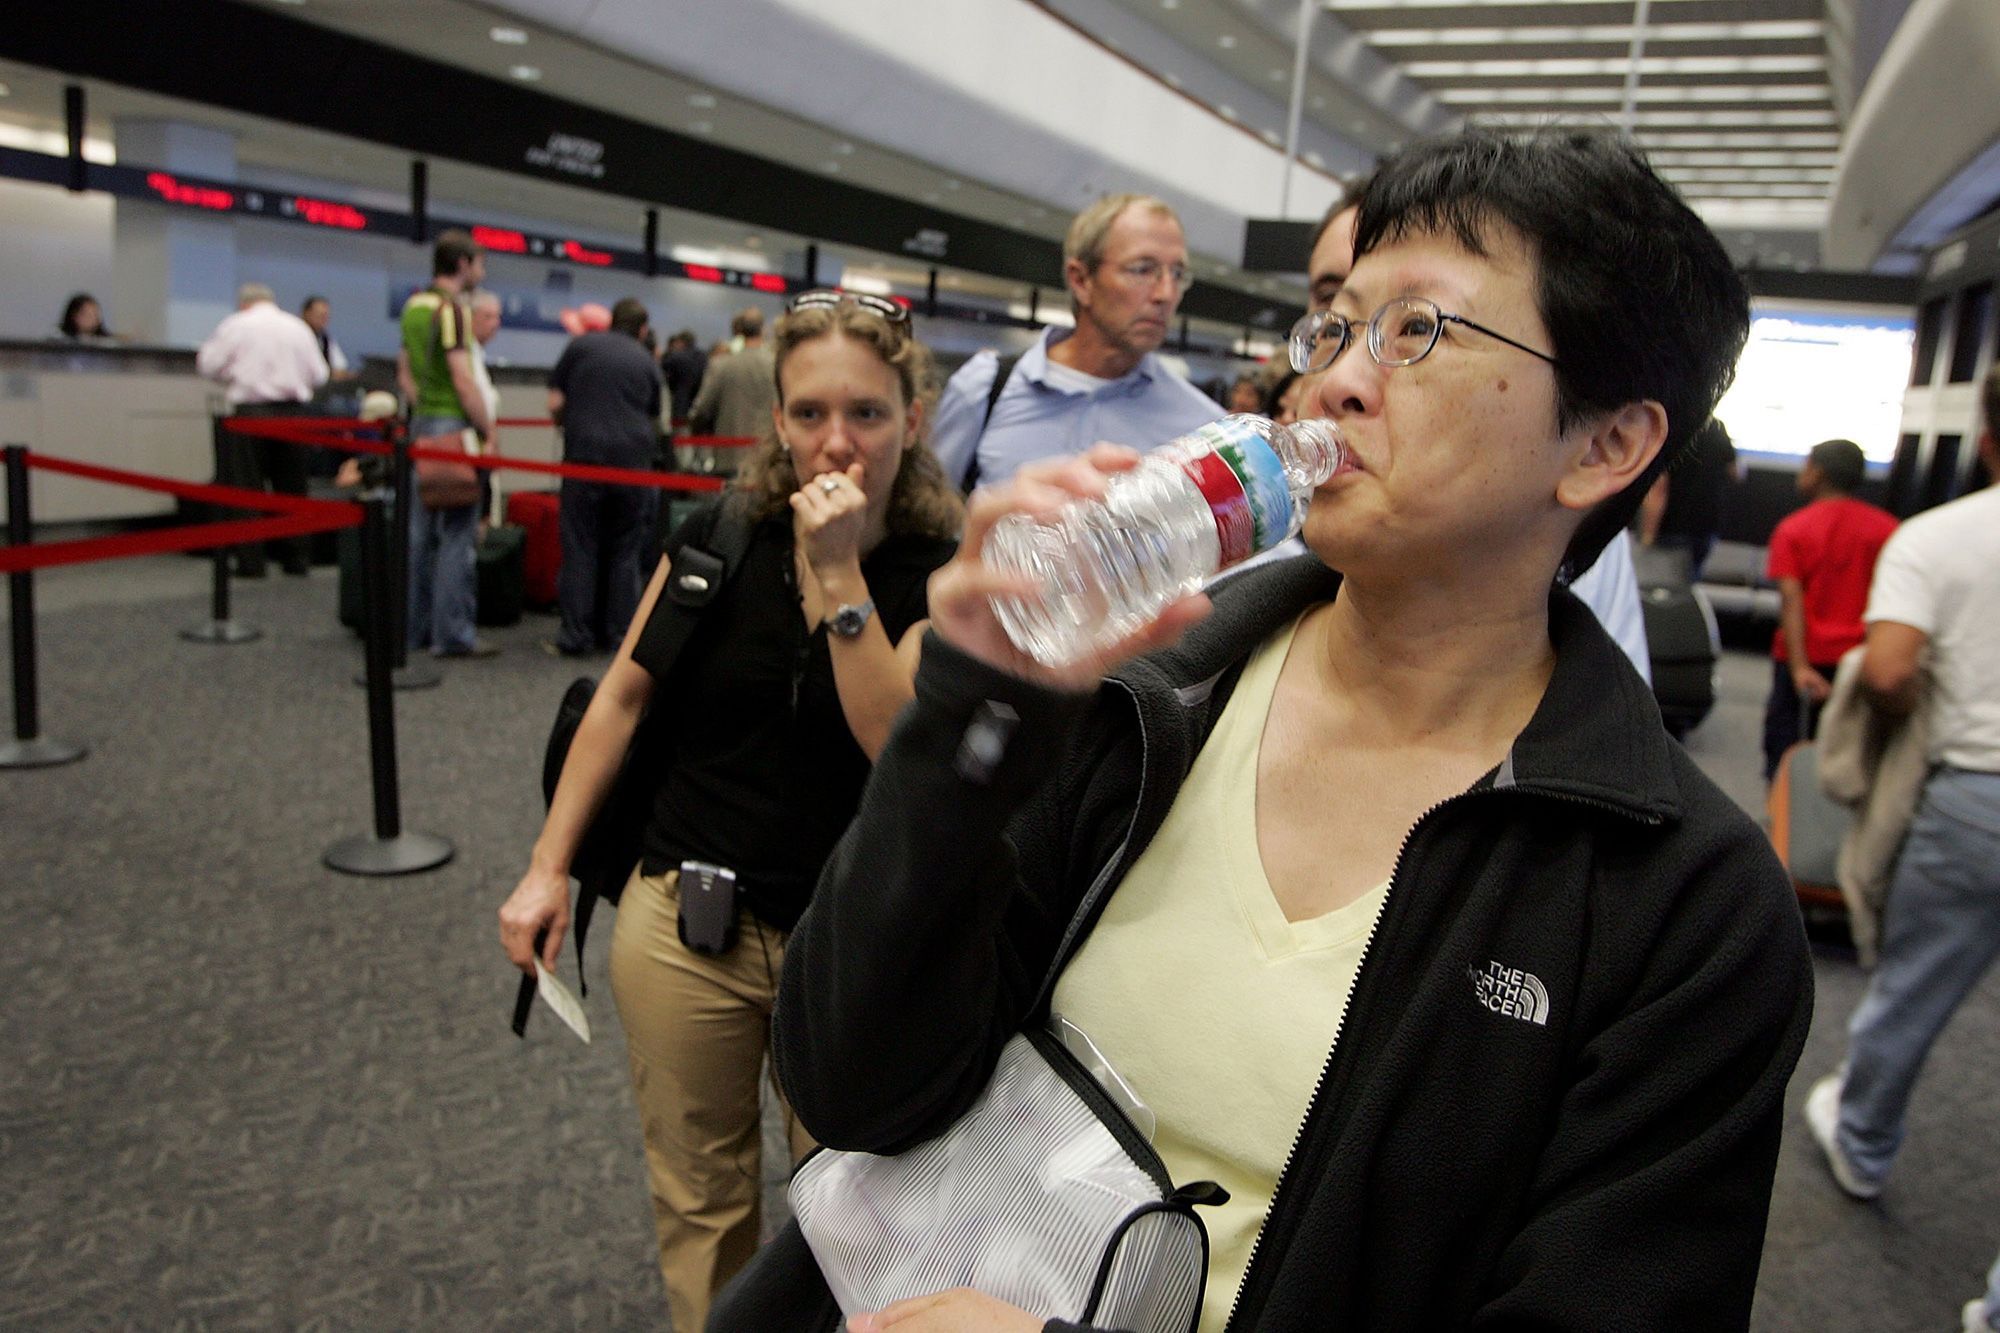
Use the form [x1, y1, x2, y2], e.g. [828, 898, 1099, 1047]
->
[1288, 297, 1559, 375]
[1107, 259, 1193, 293]
[788, 289, 911, 324]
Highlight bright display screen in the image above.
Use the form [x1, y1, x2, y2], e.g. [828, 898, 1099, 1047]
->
[1712, 303, 1915, 465]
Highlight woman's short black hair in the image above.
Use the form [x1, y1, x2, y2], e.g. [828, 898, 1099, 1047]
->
[1354, 126, 1749, 581]
[59, 293, 100, 337]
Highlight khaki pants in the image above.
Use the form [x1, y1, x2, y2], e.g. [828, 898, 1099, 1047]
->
[609, 868, 814, 1331]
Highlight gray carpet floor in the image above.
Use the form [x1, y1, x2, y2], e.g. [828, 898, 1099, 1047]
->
[3, 560, 1995, 1331]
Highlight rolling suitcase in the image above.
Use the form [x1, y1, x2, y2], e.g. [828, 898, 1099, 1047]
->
[506, 490, 562, 608]
[477, 524, 527, 627]
[1768, 730, 1849, 912]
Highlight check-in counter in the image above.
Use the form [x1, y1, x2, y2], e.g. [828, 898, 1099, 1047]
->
[0, 339, 562, 524]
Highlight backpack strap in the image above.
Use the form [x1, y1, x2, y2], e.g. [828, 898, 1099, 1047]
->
[959, 352, 1022, 494]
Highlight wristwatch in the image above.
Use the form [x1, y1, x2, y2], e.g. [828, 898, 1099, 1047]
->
[825, 599, 875, 639]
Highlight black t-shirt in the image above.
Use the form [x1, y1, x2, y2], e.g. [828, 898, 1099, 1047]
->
[632, 513, 955, 930]
[548, 331, 663, 467]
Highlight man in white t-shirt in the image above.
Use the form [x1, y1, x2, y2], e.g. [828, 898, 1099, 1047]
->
[1803, 366, 2000, 1278]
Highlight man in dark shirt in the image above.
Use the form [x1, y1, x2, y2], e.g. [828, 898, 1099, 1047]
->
[1642, 416, 1738, 580]
[547, 297, 664, 655]
[660, 329, 708, 427]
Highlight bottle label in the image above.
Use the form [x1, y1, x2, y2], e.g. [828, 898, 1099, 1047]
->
[1162, 418, 1292, 568]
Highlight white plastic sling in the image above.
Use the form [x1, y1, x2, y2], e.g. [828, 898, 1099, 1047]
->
[789, 1025, 1224, 1333]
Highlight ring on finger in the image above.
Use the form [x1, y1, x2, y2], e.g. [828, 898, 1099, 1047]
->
[819, 477, 840, 494]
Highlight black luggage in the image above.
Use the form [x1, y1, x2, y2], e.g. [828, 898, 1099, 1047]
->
[1634, 541, 1720, 738]
[477, 523, 527, 627]
[1641, 582, 1720, 738]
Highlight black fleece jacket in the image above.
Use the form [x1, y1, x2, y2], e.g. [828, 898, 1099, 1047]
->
[716, 556, 1814, 1333]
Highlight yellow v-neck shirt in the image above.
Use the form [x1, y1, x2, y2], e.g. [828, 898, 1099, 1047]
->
[1051, 618, 1389, 1331]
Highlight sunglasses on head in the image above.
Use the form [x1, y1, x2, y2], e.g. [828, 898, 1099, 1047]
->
[787, 289, 911, 324]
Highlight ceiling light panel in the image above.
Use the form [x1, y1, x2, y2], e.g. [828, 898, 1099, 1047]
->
[1646, 150, 1839, 166]
[1328, 0, 1732, 8]
[1658, 169, 1834, 184]
[1474, 108, 1838, 126]
[1440, 85, 1830, 105]
[1678, 183, 1829, 197]
[1402, 55, 1825, 78]
[1365, 21, 1825, 46]
[1636, 131, 1841, 148]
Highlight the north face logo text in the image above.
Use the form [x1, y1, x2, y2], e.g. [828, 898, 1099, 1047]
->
[1469, 961, 1550, 1025]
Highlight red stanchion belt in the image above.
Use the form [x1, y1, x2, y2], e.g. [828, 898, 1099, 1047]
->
[222, 417, 737, 492]
[0, 451, 363, 575]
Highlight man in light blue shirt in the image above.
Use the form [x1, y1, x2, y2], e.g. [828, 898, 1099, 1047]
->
[931, 194, 1221, 491]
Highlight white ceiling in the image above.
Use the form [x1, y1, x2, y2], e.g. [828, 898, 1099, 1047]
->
[259, 0, 1854, 267]
[7, 0, 1936, 278]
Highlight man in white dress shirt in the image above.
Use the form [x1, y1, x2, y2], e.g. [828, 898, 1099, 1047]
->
[197, 282, 328, 576]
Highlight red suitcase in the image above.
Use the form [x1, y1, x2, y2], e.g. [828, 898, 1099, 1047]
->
[506, 490, 561, 608]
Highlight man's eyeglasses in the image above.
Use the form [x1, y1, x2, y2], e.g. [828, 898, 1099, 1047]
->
[1108, 259, 1193, 293]
[1289, 297, 1559, 374]
[788, 289, 911, 324]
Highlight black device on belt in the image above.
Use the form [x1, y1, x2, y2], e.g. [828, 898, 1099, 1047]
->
[677, 860, 740, 956]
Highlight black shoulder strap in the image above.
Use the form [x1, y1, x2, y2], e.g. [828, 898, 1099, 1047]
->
[644, 488, 756, 673]
[959, 352, 1022, 494]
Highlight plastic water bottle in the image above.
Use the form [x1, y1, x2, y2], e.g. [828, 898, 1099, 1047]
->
[983, 414, 1348, 668]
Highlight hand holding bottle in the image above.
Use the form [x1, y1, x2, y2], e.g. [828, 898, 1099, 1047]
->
[927, 446, 1212, 693]
[982, 415, 1346, 668]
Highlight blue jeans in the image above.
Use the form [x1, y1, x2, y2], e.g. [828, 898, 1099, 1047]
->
[407, 415, 480, 655]
[1837, 767, 2000, 1184]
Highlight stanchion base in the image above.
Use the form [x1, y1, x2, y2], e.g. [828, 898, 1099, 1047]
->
[353, 662, 443, 690]
[323, 830, 455, 877]
[180, 620, 262, 645]
[0, 736, 88, 769]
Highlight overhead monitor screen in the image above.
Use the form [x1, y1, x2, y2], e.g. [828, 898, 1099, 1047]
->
[1712, 302, 1915, 465]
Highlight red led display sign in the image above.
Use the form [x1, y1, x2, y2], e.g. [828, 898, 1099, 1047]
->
[472, 224, 530, 254]
[7, 148, 800, 296]
[288, 196, 369, 231]
[146, 171, 235, 212]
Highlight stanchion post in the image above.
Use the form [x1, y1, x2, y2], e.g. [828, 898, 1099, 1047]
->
[179, 546, 261, 645]
[391, 425, 413, 669]
[355, 423, 439, 690]
[325, 491, 452, 876]
[1, 444, 86, 770]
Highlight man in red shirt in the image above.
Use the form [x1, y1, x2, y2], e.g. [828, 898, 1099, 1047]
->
[1763, 437, 1898, 777]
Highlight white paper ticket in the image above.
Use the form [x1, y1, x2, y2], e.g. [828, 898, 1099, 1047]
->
[533, 960, 592, 1044]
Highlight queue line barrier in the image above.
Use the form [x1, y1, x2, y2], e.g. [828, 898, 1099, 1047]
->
[0, 440, 455, 878]
[206, 415, 759, 875]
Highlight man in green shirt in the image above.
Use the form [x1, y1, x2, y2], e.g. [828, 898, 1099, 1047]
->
[396, 229, 496, 657]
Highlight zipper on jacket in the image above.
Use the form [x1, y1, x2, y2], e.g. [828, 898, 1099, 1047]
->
[1216, 789, 1460, 1332]
[1219, 781, 1659, 1330]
